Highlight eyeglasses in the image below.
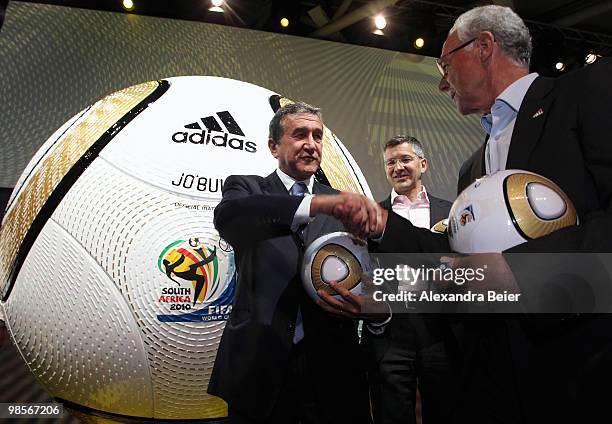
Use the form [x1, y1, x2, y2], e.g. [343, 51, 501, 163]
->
[436, 37, 477, 77]
[385, 156, 420, 168]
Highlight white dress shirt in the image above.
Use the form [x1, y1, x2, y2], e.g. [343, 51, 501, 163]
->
[276, 169, 315, 343]
[480, 72, 539, 174]
[275, 168, 314, 230]
[390, 186, 431, 229]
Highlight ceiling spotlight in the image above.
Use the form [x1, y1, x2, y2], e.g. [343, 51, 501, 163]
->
[209, 0, 224, 12]
[122, 0, 134, 11]
[585, 52, 599, 65]
[372, 14, 386, 35]
[555, 61, 565, 71]
[374, 15, 387, 30]
[414, 37, 425, 49]
[280, 17, 289, 28]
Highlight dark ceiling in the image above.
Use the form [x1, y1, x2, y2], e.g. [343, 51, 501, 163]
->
[9, 0, 612, 76]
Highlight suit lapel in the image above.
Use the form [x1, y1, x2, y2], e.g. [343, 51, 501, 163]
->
[303, 182, 329, 244]
[380, 196, 392, 211]
[428, 199, 436, 226]
[268, 173, 327, 239]
[264, 171, 289, 195]
[506, 76, 555, 170]
[457, 143, 486, 194]
[471, 143, 486, 182]
[429, 197, 443, 225]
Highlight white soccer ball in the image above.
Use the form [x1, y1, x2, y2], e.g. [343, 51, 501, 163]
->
[0, 76, 371, 421]
[448, 169, 577, 254]
[302, 232, 372, 302]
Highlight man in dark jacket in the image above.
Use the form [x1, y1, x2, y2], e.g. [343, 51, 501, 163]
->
[318, 5, 612, 424]
[362, 135, 457, 424]
[208, 102, 371, 424]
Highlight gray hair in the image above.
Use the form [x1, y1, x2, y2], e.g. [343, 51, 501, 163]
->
[450, 5, 532, 67]
[268, 102, 322, 144]
[383, 135, 425, 159]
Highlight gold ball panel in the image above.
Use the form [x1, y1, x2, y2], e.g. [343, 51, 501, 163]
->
[505, 173, 577, 240]
[310, 244, 362, 295]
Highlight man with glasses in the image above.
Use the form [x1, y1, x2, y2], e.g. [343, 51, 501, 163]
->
[429, 6, 612, 423]
[362, 135, 456, 424]
[317, 4, 612, 424]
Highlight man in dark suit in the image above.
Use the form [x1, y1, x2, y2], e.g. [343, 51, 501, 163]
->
[362, 135, 457, 424]
[207, 102, 371, 424]
[318, 5, 612, 424]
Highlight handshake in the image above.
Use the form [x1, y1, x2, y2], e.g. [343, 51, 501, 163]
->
[310, 193, 388, 239]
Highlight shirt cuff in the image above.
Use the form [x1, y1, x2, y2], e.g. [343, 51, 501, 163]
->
[292, 194, 313, 230]
[364, 303, 392, 335]
[370, 225, 386, 243]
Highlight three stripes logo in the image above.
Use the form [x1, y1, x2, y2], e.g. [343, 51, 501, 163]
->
[172, 111, 257, 153]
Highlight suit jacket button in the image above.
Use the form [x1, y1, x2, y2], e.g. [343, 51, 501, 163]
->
[287, 323, 294, 331]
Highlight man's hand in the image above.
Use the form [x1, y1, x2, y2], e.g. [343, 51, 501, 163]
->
[310, 193, 387, 239]
[316, 281, 390, 323]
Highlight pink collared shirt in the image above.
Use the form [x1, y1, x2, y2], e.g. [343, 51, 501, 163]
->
[390, 186, 430, 229]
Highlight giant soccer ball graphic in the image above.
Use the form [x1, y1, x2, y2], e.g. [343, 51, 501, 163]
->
[448, 169, 577, 254]
[0, 77, 371, 422]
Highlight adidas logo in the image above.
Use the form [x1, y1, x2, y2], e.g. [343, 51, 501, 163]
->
[172, 111, 257, 153]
